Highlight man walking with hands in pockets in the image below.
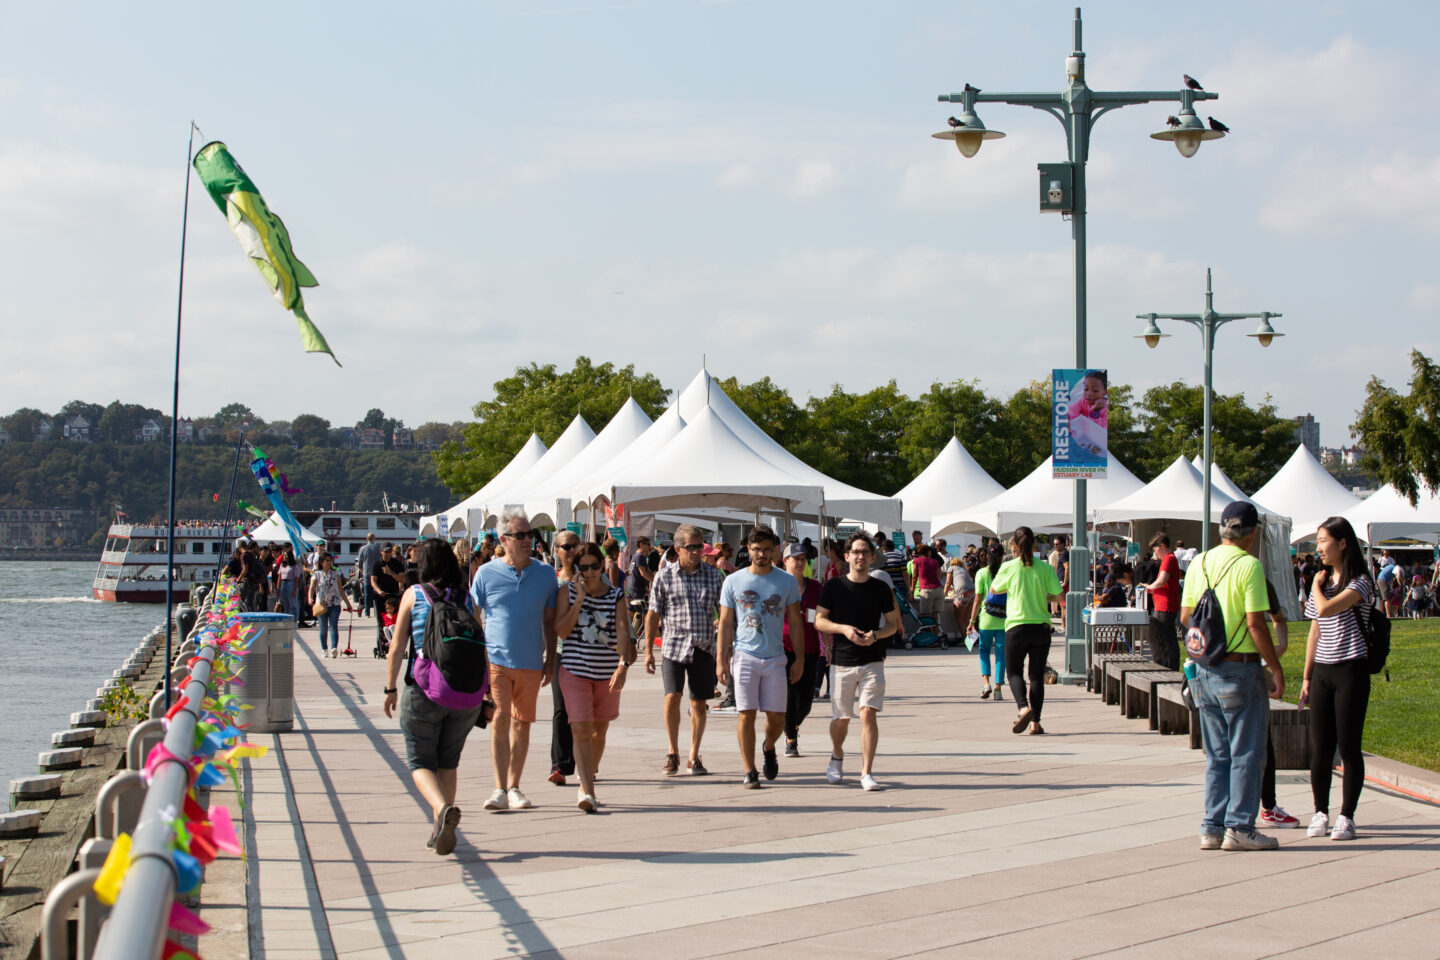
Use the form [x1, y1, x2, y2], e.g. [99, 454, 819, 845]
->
[718, 525, 804, 789]
[815, 532, 901, 792]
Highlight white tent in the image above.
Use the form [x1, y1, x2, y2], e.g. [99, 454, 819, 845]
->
[477, 414, 596, 530]
[931, 452, 1144, 537]
[1189, 455, 1252, 504]
[1096, 456, 1236, 524]
[246, 513, 324, 545]
[575, 404, 689, 527]
[420, 432, 547, 537]
[674, 369, 902, 529]
[522, 398, 653, 529]
[607, 405, 824, 515]
[1251, 444, 1363, 542]
[894, 437, 1005, 540]
[1342, 484, 1440, 544]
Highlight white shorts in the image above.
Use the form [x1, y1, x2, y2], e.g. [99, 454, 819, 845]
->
[831, 663, 885, 718]
[731, 650, 788, 714]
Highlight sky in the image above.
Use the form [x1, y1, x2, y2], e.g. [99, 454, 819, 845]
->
[2, 0, 1437, 452]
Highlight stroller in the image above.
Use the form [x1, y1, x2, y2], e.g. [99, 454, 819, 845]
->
[892, 588, 948, 649]
[373, 622, 391, 659]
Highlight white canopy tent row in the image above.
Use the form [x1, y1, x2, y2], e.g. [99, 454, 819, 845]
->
[419, 432, 548, 538]
[1189, 455, 1252, 504]
[519, 396, 653, 530]
[1250, 444, 1364, 544]
[1341, 484, 1440, 545]
[894, 436, 1004, 543]
[931, 451, 1144, 538]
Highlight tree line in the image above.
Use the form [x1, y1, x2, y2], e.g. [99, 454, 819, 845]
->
[433, 357, 1304, 498]
[0, 401, 466, 450]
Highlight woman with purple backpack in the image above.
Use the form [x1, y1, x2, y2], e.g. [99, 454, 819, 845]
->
[383, 538, 488, 856]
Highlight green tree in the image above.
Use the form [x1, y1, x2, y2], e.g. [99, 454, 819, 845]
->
[792, 383, 917, 494]
[1352, 349, 1440, 505]
[985, 380, 1053, 486]
[2, 407, 50, 442]
[715, 376, 806, 449]
[896, 379, 1000, 482]
[413, 421, 464, 448]
[1128, 382, 1293, 491]
[361, 408, 387, 430]
[60, 400, 104, 427]
[97, 401, 162, 443]
[291, 414, 332, 447]
[434, 357, 668, 496]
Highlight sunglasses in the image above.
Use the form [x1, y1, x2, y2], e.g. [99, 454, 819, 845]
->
[556, 543, 577, 551]
[503, 531, 531, 540]
[577, 562, 601, 572]
[679, 543, 705, 552]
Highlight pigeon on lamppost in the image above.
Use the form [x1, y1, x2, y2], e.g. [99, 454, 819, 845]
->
[947, 116, 966, 127]
[1208, 116, 1230, 133]
[1166, 115, 1180, 128]
[1183, 74, 1204, 91]
[964, 83, 981, 94]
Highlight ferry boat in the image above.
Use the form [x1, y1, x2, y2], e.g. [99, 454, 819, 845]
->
[92, 509, 429, 603]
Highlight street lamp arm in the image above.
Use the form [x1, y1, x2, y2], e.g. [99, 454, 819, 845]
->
[1090, 90, 1219, 104]
[938, 92, 1065, 105]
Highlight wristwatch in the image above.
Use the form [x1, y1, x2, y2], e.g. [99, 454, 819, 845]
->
[383, 686, 397, 695]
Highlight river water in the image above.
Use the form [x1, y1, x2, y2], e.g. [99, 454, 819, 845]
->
[0, 561, 164, 811]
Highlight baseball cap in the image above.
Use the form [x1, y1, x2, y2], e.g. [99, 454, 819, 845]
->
[702, 544, 721, 556]
[1220, 501, 1259, 526]
[782, 543, 806, 559]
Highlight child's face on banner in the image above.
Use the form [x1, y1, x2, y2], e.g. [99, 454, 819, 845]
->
[1082, 375, 1106, 408]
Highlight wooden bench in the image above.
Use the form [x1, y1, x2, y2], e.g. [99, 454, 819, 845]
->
[1156, 681, 1201, 748]
[1269, 700, 1311, 770]
[1089, 653, 1149, 696]
[1103, 658, 1164, 707]
[1123, 669, 1185, 727]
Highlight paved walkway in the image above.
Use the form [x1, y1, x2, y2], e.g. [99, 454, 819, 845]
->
[242, 613, 1440, 959]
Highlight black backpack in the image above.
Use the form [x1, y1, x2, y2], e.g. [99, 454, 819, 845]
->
[1183, 552, 1246, 668]
[419, 584, 489, 694]
[1356, 582, 1391, 675]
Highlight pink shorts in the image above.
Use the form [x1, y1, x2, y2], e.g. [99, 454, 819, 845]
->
[558, 665, 622, 723]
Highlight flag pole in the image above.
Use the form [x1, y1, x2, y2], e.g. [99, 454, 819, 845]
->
[163, 122, 198, 709]
[213, 435, 246, 583]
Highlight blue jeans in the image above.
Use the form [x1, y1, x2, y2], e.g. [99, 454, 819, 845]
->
[1192, 660, 1269, 834]
[279, 579, 301, 620]
[317, 606, 341, 651]
[976, 629, 1005, 684]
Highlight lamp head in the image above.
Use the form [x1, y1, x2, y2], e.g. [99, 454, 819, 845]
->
[1247, 313, 1283, 348]
[1136, 315, 1169, 349]
[1150, 109, 1223, 159]
[932, 109, 1005, 159]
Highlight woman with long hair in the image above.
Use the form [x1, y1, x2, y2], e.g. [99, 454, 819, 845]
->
[1300, 516, 1375, 841]
[554, 542, 634, 812]
[990, 527, 1063, 734]
[968, 543, 1007, 701]
[547, 529, 583, 787]
[382, 538, 486, 856]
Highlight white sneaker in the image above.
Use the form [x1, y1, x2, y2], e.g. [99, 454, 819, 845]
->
[577, 792, 596, 813]
[1221, 827, 1278, 851]
[507, 787, 532, 809]
[826, 755, 844, 785]
[860, 773, 882, 792]
[483, 788, 508, 811]
[1330, 814, 1356, 841]
[1306, 811, 1330, 838]
[330, 648, 339, 659]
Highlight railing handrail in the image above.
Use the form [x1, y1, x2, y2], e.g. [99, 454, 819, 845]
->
[92, 596, 221, 960]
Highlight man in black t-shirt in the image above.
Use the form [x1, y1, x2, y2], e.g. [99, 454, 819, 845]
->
[815, 533, 900, 793]
[369, 544, 401, 651]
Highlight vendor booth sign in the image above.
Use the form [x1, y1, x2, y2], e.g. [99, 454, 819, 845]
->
[1052, 368, 1108, 480]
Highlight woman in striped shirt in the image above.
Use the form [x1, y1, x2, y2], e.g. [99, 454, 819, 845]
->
[554, 542, 634, 813]
[1300, 516, 1374, 842]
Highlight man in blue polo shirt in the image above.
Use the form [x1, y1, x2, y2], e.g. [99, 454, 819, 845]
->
[470, 507, 558, 812]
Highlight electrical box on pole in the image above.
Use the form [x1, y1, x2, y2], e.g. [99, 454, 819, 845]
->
[1038, 162, 1074, 213]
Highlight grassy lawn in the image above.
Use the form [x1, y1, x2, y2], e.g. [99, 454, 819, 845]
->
[1275, 617, 1440, 773]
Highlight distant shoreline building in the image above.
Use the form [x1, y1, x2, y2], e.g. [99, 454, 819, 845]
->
[1292, 414, 1319, 460]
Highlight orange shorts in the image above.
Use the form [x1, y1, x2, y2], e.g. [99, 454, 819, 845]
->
[488, 664, 543, 724]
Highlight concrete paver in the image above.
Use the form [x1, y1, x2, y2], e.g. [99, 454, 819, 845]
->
[238, 613, 1440, 959]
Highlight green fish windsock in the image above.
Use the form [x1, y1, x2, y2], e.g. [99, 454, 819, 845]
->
[192, 142, 339, 365]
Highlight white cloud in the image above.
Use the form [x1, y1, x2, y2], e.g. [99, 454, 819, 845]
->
[1408, 283, 1440, 311]
[1259, 149, 1440, 235]
[789, 160, 841, 199]
[715, 163, 757, 189]
[0, 140, 172, 235]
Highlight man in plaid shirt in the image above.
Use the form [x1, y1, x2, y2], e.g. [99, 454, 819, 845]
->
[644, 523, 725, 776]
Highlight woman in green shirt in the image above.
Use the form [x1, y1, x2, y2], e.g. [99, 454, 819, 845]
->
[968, 543, 1007, 701]
[990, 526, 1063, 735]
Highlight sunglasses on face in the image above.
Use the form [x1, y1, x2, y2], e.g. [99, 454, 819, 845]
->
[556, 543, 577, 551]
[679, 543, 705, 552]
[577, 562, 601, 572]
[503, 531, 531, 540]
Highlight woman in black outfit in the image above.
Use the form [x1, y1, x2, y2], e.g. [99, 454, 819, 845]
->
[1300, 516, 1373, 842]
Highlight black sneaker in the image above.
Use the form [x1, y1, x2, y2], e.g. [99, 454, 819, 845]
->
[762, 748, 779, 780]
[742, 769, 762, 789]
[784, 739, 799, 758]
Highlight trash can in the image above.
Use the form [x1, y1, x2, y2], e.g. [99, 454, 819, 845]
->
[233, 613, 295, 733]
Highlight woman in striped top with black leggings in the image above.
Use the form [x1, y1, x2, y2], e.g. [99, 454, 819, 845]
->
[1300, 516, 1374, 842]
[554, 541, 635, 813]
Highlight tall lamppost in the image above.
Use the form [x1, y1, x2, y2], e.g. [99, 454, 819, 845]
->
[934, 7, 1224, 681]
[1136, 268, 1282, 551]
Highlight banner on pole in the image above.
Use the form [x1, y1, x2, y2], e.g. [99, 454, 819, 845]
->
[566, 522, 583, 536]
[1052, 368, 1108, 479]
